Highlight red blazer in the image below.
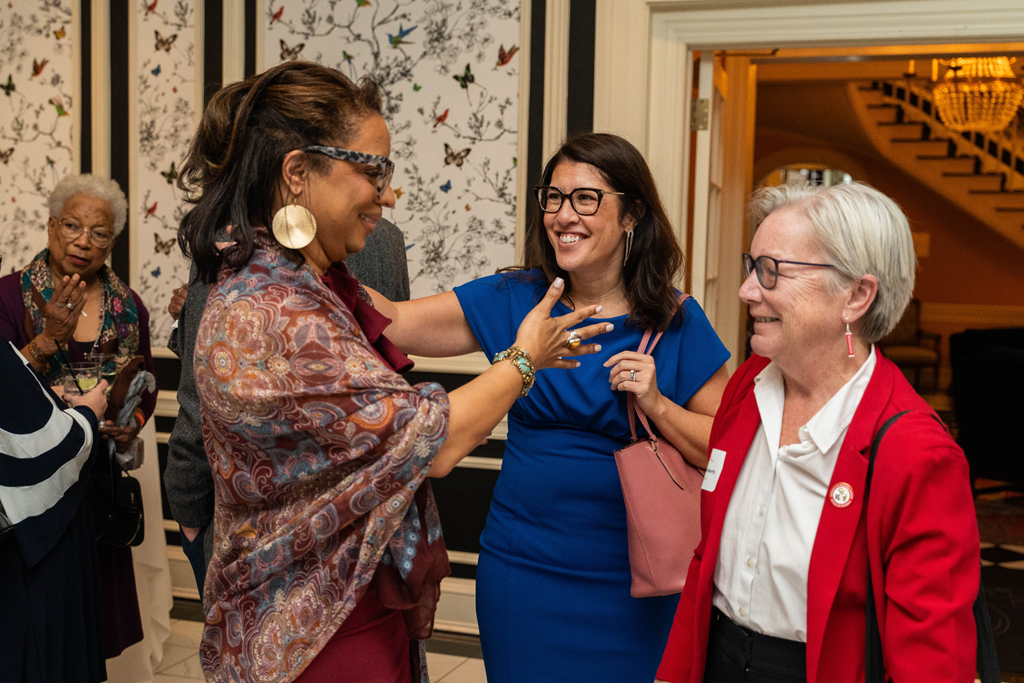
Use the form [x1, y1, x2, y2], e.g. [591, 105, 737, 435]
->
[657, 353, 980, 683]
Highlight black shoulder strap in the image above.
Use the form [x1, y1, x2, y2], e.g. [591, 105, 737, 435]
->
[863, 411, 1000, 683]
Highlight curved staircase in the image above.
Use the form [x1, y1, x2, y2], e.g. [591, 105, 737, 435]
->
[848, 81, 1024, 252]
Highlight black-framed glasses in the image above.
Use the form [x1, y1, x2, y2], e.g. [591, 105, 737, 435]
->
[742, 253, 835, 290]
[59, 219, 115, 248]
[301, 145, 395, 197]
[534, 185, 629, 216]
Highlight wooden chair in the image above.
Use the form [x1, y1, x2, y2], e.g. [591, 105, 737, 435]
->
[876, 299, 941, 392]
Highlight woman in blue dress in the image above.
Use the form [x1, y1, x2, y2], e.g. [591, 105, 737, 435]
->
[371, 133, 729, 681]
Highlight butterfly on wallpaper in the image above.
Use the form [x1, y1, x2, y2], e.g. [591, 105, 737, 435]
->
[151, 267, 161, 277]
[155, 31, 177, 52]
[161, 161, 178, 184]
[433, 108, 448, 128]
[54, 26, 66, 40]
[393, 187, 404, 200]
[0, 148, 14, 164]
[444, 143, 471, 167]
[151, 64, 161, 76]
[412, 83, 421, 91]
[0, 75, 14, 96]
[388, 24, 416, 48]
[465, 204, 471, 211]
[270, 5, 284, 23]
[32, 58, 48, 78]
[453, 64, 474, 89]
[439, 180, 452, 193]
[280, 40, 304, 61]
[154, 233, 175, 255]
[48, 96, 68, 117]
[145, 0, 158, 15]
[495, 44, 519, 68]
[145, 201, 158, 217]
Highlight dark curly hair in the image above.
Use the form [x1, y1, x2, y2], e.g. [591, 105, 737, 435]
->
[178, 61, 383, 283]
[521, 133, 685, 332]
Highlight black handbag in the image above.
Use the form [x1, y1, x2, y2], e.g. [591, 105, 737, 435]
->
[91, 447, 145, 547]
[864, 411, 999, 683]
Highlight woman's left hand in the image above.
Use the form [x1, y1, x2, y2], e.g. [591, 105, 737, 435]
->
[98, 421, 140, 452]
[605, 351, 663, 416]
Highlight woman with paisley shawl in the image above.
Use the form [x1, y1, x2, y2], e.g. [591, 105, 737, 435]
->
[0, 173, 155, 659]
[178, 61, 609, 683]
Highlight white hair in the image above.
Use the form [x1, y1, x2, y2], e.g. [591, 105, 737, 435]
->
[48, 174, 128, 237]
[749, 182, 916, 344]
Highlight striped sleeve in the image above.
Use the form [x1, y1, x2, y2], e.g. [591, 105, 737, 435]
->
[0, 340, 98, 567]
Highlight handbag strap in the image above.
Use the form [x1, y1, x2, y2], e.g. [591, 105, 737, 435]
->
[626, 294, 689, 442]
[864, 411, 1000, 683]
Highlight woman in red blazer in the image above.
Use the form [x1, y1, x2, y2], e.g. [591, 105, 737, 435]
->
[657, 182, 979, 683]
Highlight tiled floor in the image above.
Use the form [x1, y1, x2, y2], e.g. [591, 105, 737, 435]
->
[152, 619, 487, 682]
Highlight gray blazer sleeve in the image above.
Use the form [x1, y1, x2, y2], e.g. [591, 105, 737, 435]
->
[345, 218, 411, 302]
[162, 263, 215, 529]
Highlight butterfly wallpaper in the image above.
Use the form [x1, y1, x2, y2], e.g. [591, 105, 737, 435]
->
[132, 0, 196, 344]
[264, 0, 521, 296]
[0, 1, 74, 274]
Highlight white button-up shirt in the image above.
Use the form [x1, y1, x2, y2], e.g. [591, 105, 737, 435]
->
[712, 347, 877, 642]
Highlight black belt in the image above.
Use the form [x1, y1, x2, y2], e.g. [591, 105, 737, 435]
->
[704, 607, 807, 683]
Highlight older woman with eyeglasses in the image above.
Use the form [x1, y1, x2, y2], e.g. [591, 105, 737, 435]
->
[0, 173, 155, 660]
[657, 182, 980, 683]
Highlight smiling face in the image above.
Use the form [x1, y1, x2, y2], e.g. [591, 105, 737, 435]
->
[306, 114, 395, 264]
[543, 161, 635, 283]
[47, 193, 116, 282]
[739, 207, 850, 370]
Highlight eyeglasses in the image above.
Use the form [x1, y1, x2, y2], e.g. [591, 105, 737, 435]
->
[534, 186, 629, 216]
[742, 253, 835, 290]
[59, 219, 115, 248]
[301, 145, 395, 198]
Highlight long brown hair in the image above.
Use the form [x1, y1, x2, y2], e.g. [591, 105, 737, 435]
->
[178, 61, 382, 283]
[523, 133, 684, 331]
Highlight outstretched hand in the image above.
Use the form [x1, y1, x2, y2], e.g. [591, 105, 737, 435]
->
[513, 277, 613, 371]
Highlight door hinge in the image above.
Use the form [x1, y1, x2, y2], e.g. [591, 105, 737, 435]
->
[691, 98, 709, 131]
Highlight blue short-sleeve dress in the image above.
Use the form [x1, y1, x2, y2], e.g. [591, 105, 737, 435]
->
[453, 270, 730, 682]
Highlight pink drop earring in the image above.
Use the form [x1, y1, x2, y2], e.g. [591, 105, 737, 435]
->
[845, 321, 855, 358]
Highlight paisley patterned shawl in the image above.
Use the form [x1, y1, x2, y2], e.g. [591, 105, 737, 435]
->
[20, 248, 141, 382]
[194, 230, 450, 683]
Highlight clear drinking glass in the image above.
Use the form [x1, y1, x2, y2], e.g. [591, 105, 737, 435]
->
[62, 362, 101, 396]
[87, 352, 117, 387]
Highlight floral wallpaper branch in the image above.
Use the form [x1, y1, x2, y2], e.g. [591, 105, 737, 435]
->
[133, 0, 197, 344]
[0, 0, 74, 274]
[265, 0, 520, 296]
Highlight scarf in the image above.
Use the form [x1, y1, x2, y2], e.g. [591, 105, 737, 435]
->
[21, 248, 141, 383]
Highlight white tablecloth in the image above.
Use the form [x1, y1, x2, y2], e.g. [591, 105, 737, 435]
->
[105, 420, 174, 682]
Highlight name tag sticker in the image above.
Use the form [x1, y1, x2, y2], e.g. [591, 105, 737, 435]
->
[703, 448, 727, 492]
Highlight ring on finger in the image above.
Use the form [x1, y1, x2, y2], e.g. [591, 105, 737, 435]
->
[565, 331, 582, 350]
[630, 369, 636, 382]
[65, 302, 75, 310]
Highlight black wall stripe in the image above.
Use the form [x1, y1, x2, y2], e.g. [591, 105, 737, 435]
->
[526, 0, 545, 183]
[79, 0, 92, 173]
[566, 0, 595, 136]
[203, 0, 223, 105]
[244, 0, 256, 77]
[109, 0, 130, 281]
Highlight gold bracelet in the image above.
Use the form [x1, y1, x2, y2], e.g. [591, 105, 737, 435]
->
[492, 346, 535, 397]
[28, 338, 50, 364]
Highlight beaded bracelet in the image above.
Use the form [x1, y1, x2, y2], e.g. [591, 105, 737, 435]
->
[492, 345, 535, 397]
[28, 337, 50, 364]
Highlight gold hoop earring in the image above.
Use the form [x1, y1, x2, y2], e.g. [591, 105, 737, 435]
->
[272, 204, 317, 250]
[623, 228, 634, 266]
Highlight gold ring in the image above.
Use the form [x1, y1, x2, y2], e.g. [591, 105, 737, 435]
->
[565, 331, 582, 349]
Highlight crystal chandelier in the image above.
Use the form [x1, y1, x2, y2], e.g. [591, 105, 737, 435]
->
[931, 57, 1024, 133]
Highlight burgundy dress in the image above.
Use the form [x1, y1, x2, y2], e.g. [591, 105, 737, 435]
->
[0, 269, 154, 658]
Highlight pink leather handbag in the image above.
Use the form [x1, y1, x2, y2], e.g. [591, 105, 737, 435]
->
[613, 319, 705, 598]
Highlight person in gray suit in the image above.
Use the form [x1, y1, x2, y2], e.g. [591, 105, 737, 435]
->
[163, 218, 411, 598]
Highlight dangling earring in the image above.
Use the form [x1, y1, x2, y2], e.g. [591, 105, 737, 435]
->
[623, 228, 634, 266]
[845, 321, 855, 358]
[272, 203, 317, 250]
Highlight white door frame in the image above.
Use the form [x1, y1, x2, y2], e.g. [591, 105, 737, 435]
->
[593, 0, 1024, 358]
